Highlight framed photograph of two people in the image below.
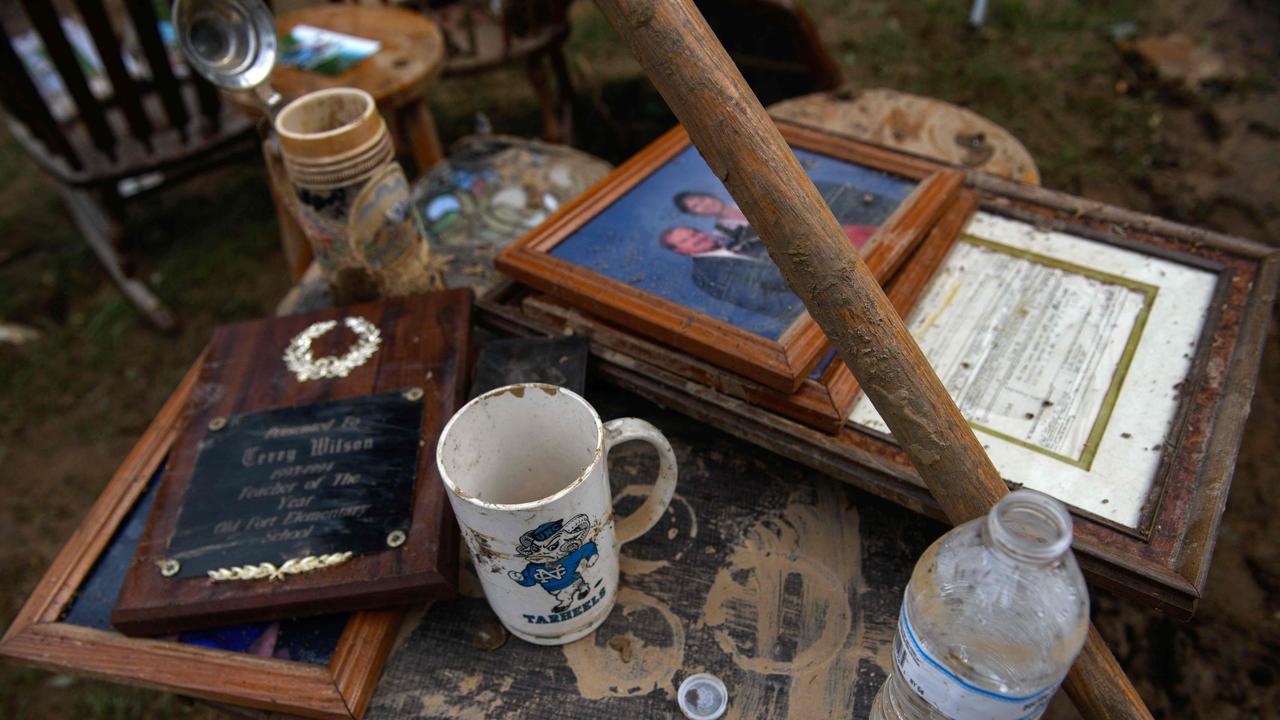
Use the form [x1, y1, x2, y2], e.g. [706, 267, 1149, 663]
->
[496, 121, 966, 397]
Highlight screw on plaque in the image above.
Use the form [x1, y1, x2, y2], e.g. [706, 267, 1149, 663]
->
[157, 559, 181, 577]
[403, 387, 424, 401]
[387, 530, 407, 548]
[208, 417, 227, 431]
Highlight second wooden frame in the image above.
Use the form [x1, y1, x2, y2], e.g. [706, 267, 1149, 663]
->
[496, 121, 963, 393]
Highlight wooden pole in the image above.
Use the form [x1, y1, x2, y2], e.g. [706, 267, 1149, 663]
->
[590, 1, 1152, 717]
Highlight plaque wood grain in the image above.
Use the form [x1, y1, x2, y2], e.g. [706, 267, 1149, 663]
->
[112, 292, 472, 636]
[0, 358, 403, 719]
[495, 122, 962, 394]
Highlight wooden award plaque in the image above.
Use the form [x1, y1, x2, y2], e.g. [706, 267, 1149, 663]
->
[112, 291, 472, 636]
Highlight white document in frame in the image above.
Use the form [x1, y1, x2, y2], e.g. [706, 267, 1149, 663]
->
[848, 212, 1218, 529]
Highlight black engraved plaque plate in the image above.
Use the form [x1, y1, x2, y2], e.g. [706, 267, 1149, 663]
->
[164, 390, 424, 578]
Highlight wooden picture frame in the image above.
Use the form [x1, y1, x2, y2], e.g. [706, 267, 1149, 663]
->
[518, 191, 979, 433]
[478, 175, 1279, 620]
[0, 360, 398, 719]
[496, 122, 963, 393]
[112, 294, 469, 636]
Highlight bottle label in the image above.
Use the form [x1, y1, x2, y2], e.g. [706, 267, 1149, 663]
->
[893, 606, 1059, 720]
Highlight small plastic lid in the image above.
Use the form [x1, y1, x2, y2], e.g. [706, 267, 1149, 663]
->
[678, 673, 728, 720]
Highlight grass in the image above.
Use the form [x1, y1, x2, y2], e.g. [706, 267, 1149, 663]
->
[0, 137, 288, 720]
[0, 155, 286, 442]
[557, 0, 1170, 190]
[805, 0, 1166, 187]
[0, 665, 210, 720]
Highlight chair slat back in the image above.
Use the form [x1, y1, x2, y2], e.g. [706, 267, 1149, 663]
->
[19, 0, 119, 160]
[501, 0, 570, 54]
[125, 0, 191, 138]
[0, 0, 245, 177]
[0, 23, 84, 170]
[71, 0, 155, 150]
[192, 74, 224, 130]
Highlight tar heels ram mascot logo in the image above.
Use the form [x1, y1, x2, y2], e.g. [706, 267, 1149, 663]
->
[508, 514, 606, 621]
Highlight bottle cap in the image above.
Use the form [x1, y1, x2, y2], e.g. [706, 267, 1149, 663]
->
[677, 673, 728, 720]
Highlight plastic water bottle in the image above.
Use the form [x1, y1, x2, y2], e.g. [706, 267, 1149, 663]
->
[869, 489, 1089, 720]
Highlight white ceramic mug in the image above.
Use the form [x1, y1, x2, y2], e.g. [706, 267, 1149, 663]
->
[437, 383, 678, 645]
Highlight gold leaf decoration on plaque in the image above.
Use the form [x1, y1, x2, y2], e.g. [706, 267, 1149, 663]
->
[206, 551, 354, 583]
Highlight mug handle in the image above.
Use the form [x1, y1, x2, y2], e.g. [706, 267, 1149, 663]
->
[604, 418, 678, 544]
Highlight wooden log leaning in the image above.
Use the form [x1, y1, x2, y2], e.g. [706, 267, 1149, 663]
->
[589, 1, 1153, 717]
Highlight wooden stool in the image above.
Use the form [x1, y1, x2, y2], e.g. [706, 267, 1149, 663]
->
[432, 0, 575, 145]
[270, 5, 447, 174]
[769, 87, 1041, 185]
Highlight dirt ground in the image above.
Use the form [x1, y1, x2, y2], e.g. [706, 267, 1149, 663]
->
[1, 1, 1277, 718]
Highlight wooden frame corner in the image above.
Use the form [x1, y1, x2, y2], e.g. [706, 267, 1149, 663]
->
[0, 358, 406, 720]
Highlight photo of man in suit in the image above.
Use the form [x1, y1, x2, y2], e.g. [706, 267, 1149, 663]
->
[658, 225, 801, 321]
[660, 184, 896, 321]
[672, 187, 884, 249]
[549, 143, 916, 339]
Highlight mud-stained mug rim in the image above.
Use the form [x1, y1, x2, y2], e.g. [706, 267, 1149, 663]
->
[283, 136, 395, 190]
[283, 129, 392, 172]
[437, 383, 605, 512]
[275, 87, 382, 160]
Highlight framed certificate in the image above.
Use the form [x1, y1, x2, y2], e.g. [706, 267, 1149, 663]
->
[849, 211, 1221, 532]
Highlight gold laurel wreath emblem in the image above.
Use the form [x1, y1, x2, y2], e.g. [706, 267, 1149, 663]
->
[283, 317, 381, 383]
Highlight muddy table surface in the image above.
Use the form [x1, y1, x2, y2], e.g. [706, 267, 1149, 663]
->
[365, 383, 944, 719]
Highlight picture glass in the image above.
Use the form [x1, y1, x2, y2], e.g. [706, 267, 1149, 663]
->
[62, 468, 347, 664]
[849, 212, 1219, 530]
[549, 145, 916, 340]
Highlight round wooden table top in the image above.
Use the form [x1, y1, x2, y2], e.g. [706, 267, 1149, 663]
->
[769, 88, 1042, 186]
[272, 5, 446, 109]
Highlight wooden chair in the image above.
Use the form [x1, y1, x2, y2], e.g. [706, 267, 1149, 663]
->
[430, 0, 576, 144]
[696, 0, 843, 106]
[0, 1, 257, 328]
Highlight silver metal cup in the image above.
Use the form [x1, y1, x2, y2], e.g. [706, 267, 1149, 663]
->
[172, 0, 281, 115]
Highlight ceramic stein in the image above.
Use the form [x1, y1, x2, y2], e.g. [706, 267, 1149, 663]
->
[437, 383, 678, 645]
[274, 87, 440, 303]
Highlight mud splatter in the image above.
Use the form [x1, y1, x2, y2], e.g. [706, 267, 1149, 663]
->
[461, 527, 513, 570]
[562, 587, 685, 699]
[704, 485, 886, 719]
[608, 634, 635, 663]
[458, 675, 482, 694]
[380, 670, 515, 719]
[620, 555, 670, 576]
[616, 492, 697, 577]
